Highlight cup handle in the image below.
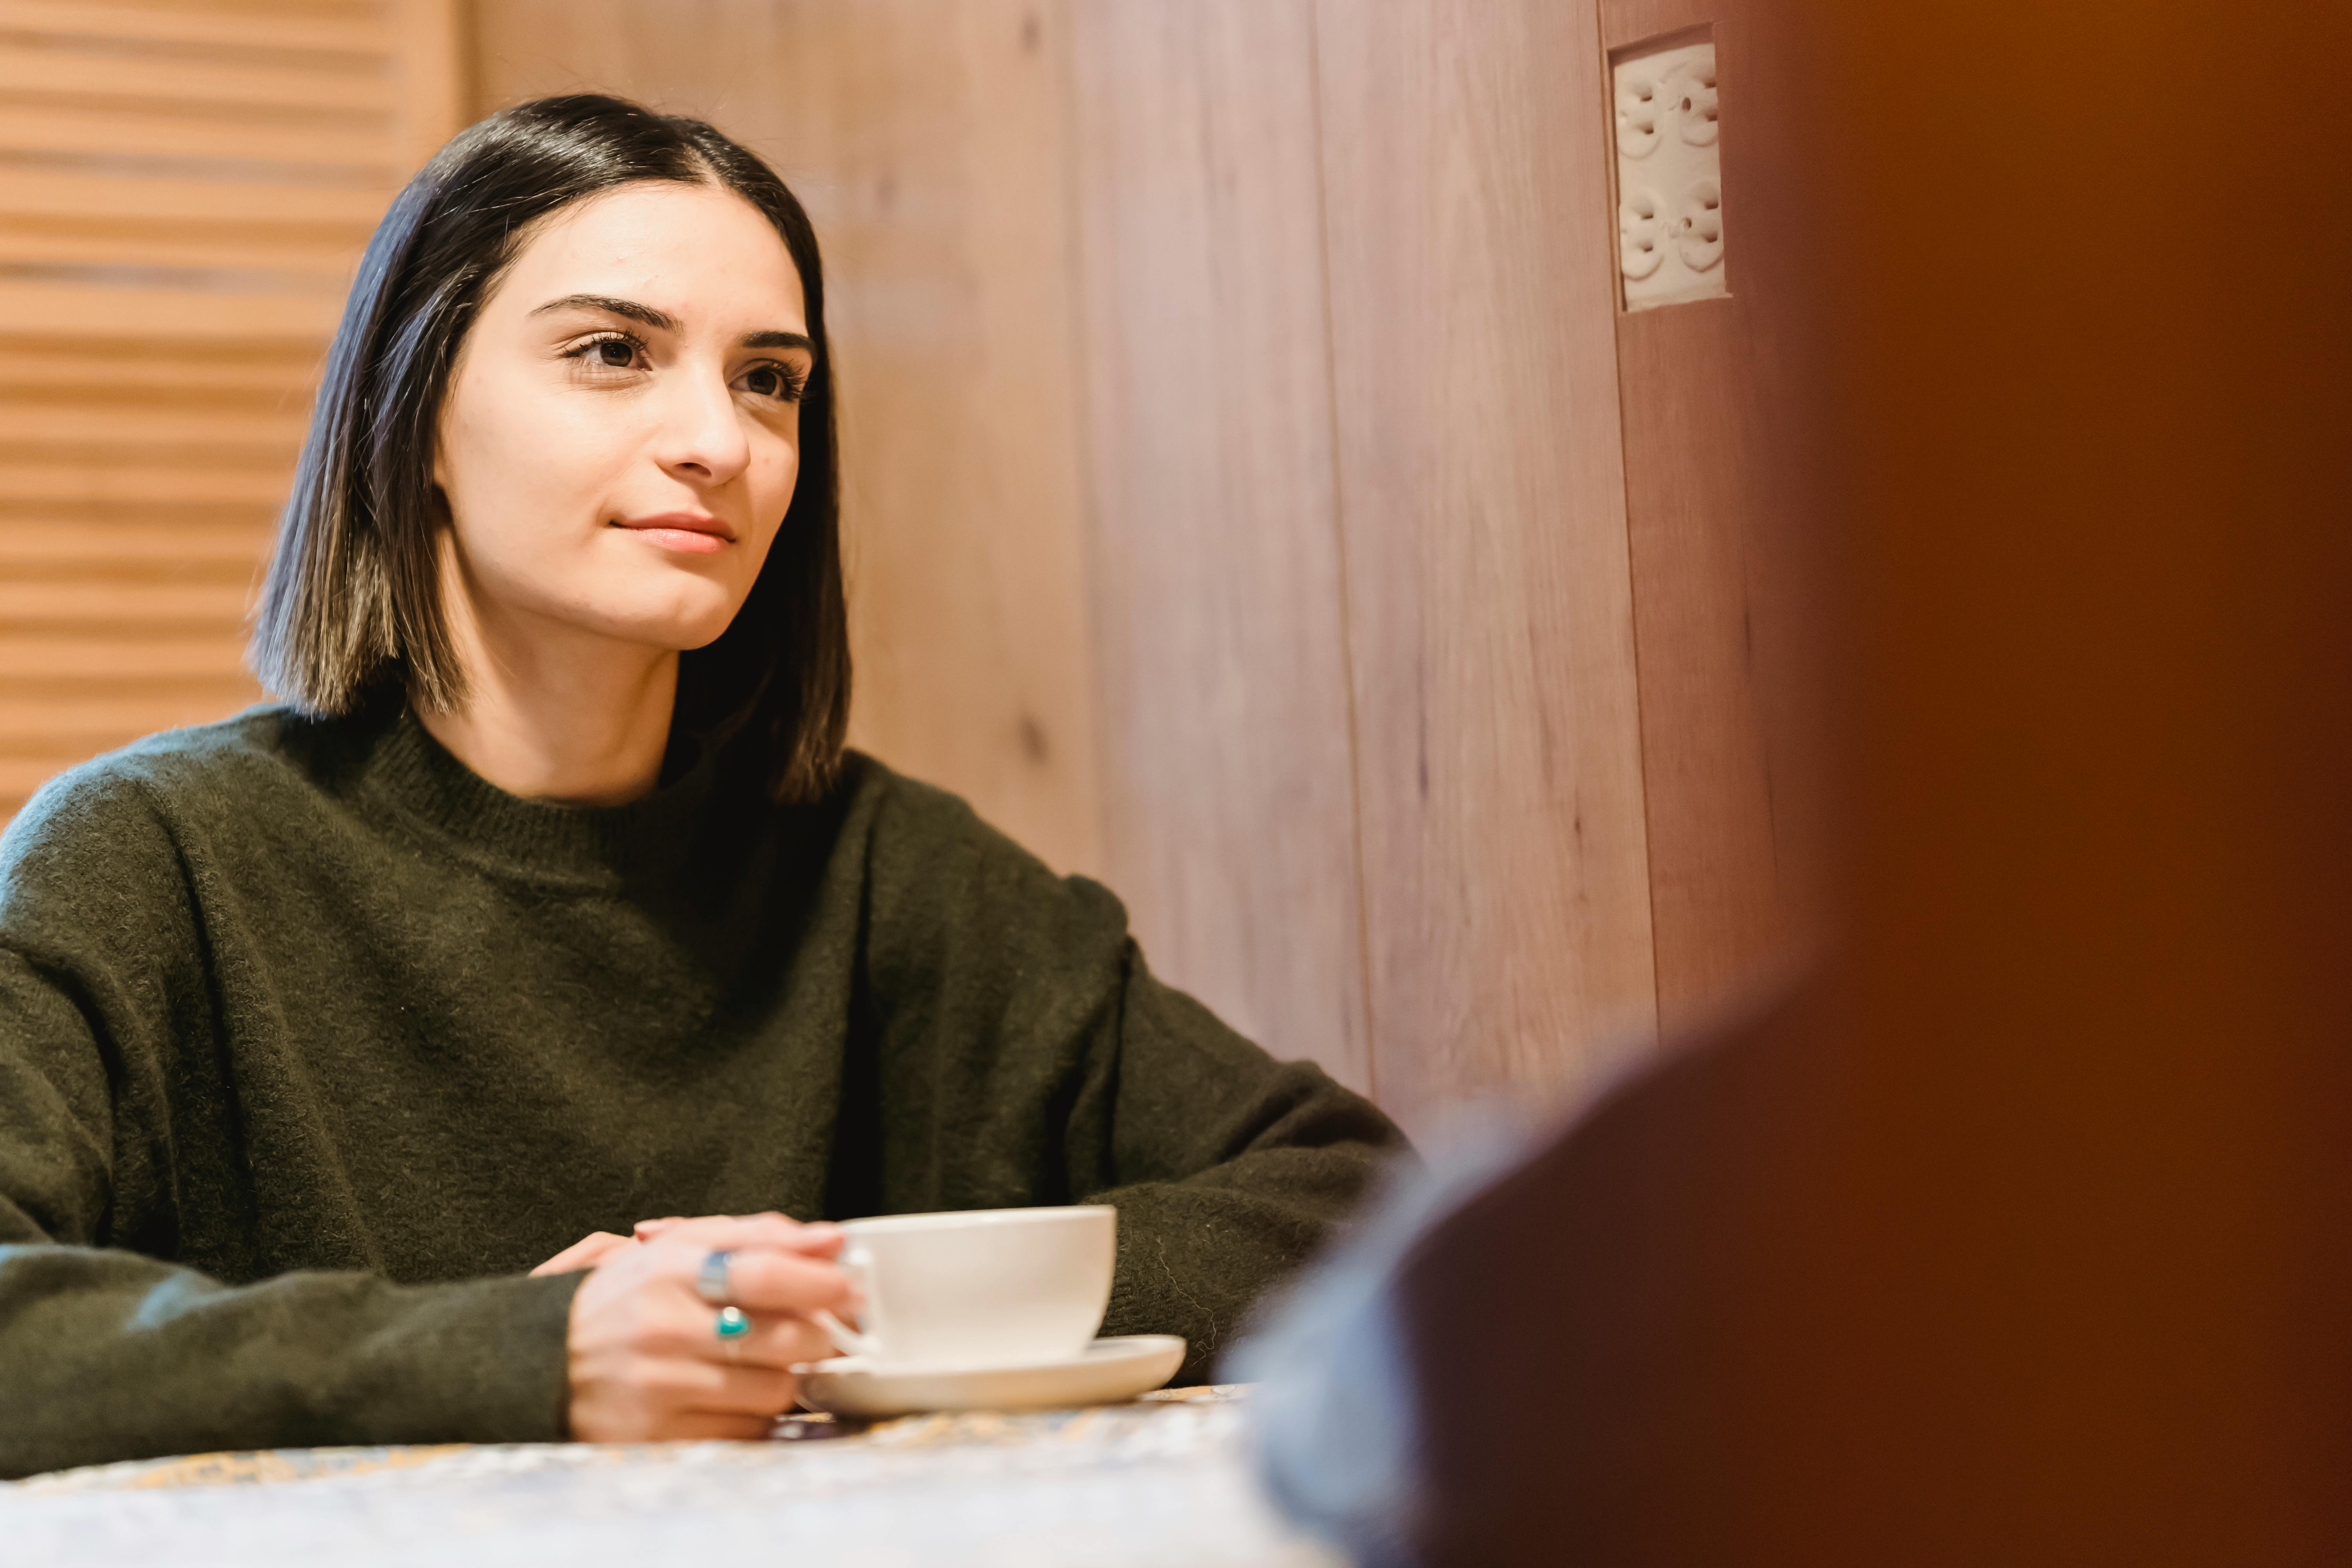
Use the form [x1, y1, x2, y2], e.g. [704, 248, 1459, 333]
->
[809, 1308, 877, 1359]
[810, 1245, 878, 1359]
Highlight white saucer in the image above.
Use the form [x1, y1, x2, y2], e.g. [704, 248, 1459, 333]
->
[795, 1334, 1187, 1419]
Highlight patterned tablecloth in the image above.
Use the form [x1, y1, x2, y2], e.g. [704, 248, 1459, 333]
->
[0, 1387, 1340, 1568]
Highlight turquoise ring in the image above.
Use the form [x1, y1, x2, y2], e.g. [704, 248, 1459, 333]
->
[715, 1305, 751, 1341]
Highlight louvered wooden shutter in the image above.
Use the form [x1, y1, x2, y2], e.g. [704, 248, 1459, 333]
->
[0, 0, 460, 824]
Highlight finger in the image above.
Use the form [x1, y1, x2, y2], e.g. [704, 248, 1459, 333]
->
[637, 1354, 801, 1417]
[710, 1311, 843, 1372]
[774, 1314, 846, 1369]
[696, 1248, 860, 1318]
[655, 1214, 845, 1257]
[632, 1216, 688, 1241]
[531, 1231, 632, 1278]
[686, 1365, 803, 1418]
[633, 1294, 846, 1371]
[651, 1411, 781, 1441]
[642, 1211, 786, 1237]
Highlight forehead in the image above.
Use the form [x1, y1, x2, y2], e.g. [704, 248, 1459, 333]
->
[497, 180, 807, 328]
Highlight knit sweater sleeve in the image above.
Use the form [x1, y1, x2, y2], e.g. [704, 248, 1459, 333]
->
[853, 764, 1410, 1383]
[0, 764, 579, 1481]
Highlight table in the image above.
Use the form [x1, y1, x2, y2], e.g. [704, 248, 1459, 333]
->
[0, 1387, 1341, 1567]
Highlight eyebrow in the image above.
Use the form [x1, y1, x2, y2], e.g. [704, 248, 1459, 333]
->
[533, 293, 675, 330]
[531, 294, 813, 353]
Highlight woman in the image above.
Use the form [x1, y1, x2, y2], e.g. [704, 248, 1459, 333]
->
[0, 95, 1401, 1477]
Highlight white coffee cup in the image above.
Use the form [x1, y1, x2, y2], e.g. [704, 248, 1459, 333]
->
[810, 1205, 1116, 1370]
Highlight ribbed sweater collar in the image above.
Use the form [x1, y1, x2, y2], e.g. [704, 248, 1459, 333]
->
[357, 702, 724, 885]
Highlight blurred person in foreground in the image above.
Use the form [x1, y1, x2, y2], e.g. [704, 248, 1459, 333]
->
[1238, 0, 2352, 1561]
[0, 95, 1401, 1479]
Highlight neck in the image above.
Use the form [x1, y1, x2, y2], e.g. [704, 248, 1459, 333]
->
[415, 549, 680, 808]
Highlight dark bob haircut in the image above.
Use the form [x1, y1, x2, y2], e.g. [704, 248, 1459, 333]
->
[250, 93, 849, 802]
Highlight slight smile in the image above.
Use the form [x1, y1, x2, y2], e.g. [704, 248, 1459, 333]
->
[613, 511, 737, 555]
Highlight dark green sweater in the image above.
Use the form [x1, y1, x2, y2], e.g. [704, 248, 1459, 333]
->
[0, 703, 1402, 1478]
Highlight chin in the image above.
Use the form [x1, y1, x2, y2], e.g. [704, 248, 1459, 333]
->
[582, 588, 751, 653]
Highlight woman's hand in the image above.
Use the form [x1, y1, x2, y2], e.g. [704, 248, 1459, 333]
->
[562, 1212, 858, 1442]
[531, 1230, 636, 1277]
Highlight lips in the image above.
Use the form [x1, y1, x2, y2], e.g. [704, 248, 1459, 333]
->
[614, 511, 735, 555]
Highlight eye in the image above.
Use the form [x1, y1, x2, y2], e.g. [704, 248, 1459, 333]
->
[740, 361, 808, 403]
[563, 331, 647, 373]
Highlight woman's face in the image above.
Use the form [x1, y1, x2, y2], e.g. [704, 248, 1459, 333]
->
[432, 180, 813, 657]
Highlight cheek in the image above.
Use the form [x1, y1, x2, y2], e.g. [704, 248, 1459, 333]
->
[439, 368, 630, 531]
[748, 430, 804, 540]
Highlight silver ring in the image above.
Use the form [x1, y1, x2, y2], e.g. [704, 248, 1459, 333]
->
[697, 1249, 735, 1306]
[715, 1305, 751, 1356]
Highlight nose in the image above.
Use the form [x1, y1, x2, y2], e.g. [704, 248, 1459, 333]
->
[650, 361, 750, 487]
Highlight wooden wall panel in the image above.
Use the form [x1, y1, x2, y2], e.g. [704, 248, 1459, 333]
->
[1603, 0, 1837, 1031]
[1315, 0, 1660, 1133]
[472, 0, 1105, 877]
[1063, 2, 1370, 1091]
[0, 0, 461, 824]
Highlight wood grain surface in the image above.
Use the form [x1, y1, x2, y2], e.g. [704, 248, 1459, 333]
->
[472, 0, 1106, 878]
[1064, 2, 1371, 1091]
[0, 0, 462, 825]
[1313, 0, 1659, 1132]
